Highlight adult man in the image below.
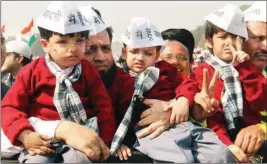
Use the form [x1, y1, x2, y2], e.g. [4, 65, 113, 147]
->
[159, 29, 195, 76]
[234, 2, 267, 162]
[1, 33, 9, 99]
[1, 40, 32, 87]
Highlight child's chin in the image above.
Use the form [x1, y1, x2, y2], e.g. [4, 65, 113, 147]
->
[133, 68, 145, 73]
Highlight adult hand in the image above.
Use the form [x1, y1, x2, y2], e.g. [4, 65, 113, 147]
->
[228, 144, 249, 163]
[55, 121, 109, 161]
[137, 99, 171, 139]
[234, 125, 265, 157]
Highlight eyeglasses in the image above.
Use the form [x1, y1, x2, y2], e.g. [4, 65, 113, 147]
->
[161, 54, 189, 62]
[86, 45, 112, 54]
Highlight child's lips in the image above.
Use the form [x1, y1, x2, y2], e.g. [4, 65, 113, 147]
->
[67, 56, 78, 60]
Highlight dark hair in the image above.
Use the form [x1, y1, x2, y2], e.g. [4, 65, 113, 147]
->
[106, 27, 114, 43]
[37, 27, 89, 41]
[91, 7, 114, 43]
[204, 21, 245, 54]
[161, 28, 195, 63]
[9, 52, 31, 66]
[204, 21, 223, 41]
[123, 43, 161, 53]
[21, 56, 32, 66]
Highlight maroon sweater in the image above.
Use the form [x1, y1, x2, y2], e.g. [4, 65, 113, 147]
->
[189, 60, 267, 145]
[1, 57, 115, 145]
[108, 60, 197, 127]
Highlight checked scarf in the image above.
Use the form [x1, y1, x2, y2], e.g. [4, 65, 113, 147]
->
[45, 55, 98, 133]
[109, 62, 160, 154]
[203, 53, 243, 139]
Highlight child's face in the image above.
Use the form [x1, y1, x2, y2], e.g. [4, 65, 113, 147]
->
[206, 30, 238, 63]
[122, 46, 159, 73]
[41, 33, 86, 70]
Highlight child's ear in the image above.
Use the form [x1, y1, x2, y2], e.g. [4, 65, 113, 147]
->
[205, 37, 213, 49]
[17, 56, 24, 64]
[121, 47, 127, 60]
[40, 39, 49, 53]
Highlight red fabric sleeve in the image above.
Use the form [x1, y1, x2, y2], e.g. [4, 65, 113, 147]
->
[1, 64, 35, 146]
[235, 60, 267, 112]
[175, 65, 201, 107]
[207, 109, 233, 146]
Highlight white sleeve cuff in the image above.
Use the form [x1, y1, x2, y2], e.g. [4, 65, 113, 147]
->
[28, 117, 60, 138]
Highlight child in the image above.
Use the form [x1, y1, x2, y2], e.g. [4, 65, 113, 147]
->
[108, 17, 234, 163]
[188, 3, 267, 163]
[1, 1, 115, 163]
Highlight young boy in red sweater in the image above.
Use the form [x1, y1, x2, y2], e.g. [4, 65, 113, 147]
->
[1, 2, 115, 163]
[189, 3, 267, 163]
[108, 17, 234, 163]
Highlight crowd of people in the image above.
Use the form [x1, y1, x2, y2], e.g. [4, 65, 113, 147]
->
[1, 1, 266, 163]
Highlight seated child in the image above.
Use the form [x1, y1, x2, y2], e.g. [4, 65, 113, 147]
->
[108, 17, 234, 163]
[188, 3, 267, 163]
[1, 1, 115, 163]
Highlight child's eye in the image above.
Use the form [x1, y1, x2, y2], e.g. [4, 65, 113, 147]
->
[145, 53, 153, 56]
[77, 39, 85, 43]
[57, 40, 67, 44]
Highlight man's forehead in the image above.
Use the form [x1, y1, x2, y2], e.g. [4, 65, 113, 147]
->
[89, 30, 110, 44]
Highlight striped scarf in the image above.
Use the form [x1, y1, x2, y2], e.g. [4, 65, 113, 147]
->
[45, 55, 98, 133]
[110, 61, 160, 154]
[203, 53, 243, 139]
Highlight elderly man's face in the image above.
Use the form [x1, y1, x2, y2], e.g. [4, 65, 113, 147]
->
[159, 40, 190, 76]
[243, 21, 267, 70]
[85, 30, 114, 72]
[1, 33, 6, 66]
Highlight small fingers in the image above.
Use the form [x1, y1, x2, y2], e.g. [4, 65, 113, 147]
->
[117, 149, 123, 160]
[201, 68, 210, 94]
[39, 146, 55, 154]
[29, 148, 46, 156]
[121, 146, 129, 160]
[126, 147, 132, 157]
[28, 150, 36, 156]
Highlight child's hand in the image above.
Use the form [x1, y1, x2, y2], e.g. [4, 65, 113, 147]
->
[18, 130, 55, 156]
[228, 144, 249, 163]
[229, 36, 250, 66]
[164, 97, 189, 125]
[114, 144, 132, 161]
[194, 68, 219, 114]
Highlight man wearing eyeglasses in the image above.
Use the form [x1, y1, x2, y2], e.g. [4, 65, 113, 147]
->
[159, 29, 195, 77]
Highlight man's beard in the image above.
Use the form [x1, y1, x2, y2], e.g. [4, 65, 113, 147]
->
[98, 63, 117, 89]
